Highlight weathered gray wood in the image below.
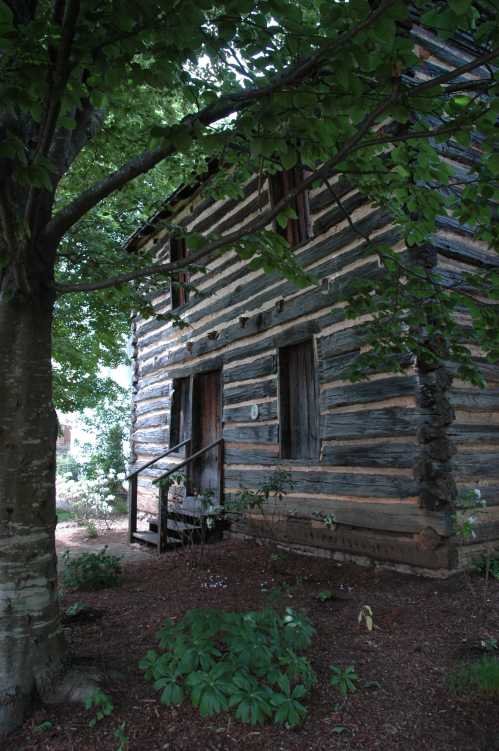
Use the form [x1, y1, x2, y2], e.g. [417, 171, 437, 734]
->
[449, 389, 499, 411]
[134, 413, 168, 429]
[225, 492, 451, 535]
[224, 401, 278, 423]
[451, 451, 499, 479]
[321, 408, 422, 440]
[320, 376, 417, 410]
[231, 516, 451, 569]
[321, 442, 417, 468]
[223, 424, 279, 443]
[223, 355, 276, 384]
[132, 428, 169, 444]
[135, 397, 170, 417]
[224, 379, 277, 405]
[224, 467, 417, 498]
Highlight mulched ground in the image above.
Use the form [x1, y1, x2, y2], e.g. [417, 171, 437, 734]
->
[6, 539, 499, 751]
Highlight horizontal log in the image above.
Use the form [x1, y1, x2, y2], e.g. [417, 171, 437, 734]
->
[231, 516, 451, 569]
[224, 401, 278, 423]
[451, 451, 499, 480]
[320, 376, 417, 410]
[224, 378, 277, 405]
[225, 493, 451, 535]
[321, 408, 422, 440]
[321, 441, 418, 469]
[223, 354, 276, 384]
[318, 326, 366, 359]
[223, 424, 279, 444]
[135, 397, 171, 417]
[224, 444, 280, 464]
[132, 429, 169, 444]
[224, 467, 417, 499]
[134, 412, 168, 429]
[449, 389, 499, 412]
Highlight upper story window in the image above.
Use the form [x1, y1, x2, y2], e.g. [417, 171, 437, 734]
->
[170, 237, 189, 310]
[269, 166, 309, 247]
[279, 339, 319, 460]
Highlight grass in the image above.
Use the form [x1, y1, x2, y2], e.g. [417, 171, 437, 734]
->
[449, 656, 499, 697]
[56, 509, 76, 523]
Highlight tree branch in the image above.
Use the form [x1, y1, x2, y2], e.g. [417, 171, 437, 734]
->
[56, 91, 397, 295]
[44, 0, 399, 244]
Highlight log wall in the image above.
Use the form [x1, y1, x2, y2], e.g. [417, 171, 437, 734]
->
[129, 24, 498, 572]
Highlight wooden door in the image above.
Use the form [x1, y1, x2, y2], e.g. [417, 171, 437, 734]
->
[191, 370, 222, 493]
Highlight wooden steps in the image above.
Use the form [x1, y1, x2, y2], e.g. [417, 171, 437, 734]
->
[131, 495, 227, 551]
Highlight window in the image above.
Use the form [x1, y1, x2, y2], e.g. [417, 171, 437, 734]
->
[170, 237, 189, 309]
[279, 340, 319, 460]
[170, 377, 191, 448]
[269, 166, 309, 247]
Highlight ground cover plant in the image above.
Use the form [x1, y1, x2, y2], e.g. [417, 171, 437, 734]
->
[62, 548, 122, 591]
[140, 606, 316, 726]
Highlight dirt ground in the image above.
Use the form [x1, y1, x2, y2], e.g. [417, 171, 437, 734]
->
[55, 517, 154, 565]
[6, 534, 499, 751]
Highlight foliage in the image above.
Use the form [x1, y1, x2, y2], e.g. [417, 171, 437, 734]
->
[329, 664, 360, 698]
[448, 657, 499, 697]
[114, 722, 129, 751]
[81, 393, 130, 490]
[62, 548, 122, 591]
[56, 469, 126, 527]
[474, 555, 499, 581]
[227, 470, 295, 534]
[84, 689, 114, 727]
[453, 489, 488, 541]
[317, 590, 335, 603]
[140, 606, 316, 727]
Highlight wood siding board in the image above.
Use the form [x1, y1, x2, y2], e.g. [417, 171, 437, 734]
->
[321, 442, 418, 468]
[224, 467, 417, 498]
[321, 408, 422, 440]
[320, 376, 417, 410]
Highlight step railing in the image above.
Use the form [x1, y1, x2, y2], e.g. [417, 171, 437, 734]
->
[126, 437, 191, 546]
[152, 437, 224, 553]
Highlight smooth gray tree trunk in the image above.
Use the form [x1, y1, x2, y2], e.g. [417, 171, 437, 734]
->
[0, 284, 65, 735]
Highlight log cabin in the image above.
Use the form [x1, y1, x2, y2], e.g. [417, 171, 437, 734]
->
[126, 22, 499, 575]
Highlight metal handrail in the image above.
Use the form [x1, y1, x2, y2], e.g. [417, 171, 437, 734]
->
[126, 437, 191, 480]
[152, 437, 223, 485]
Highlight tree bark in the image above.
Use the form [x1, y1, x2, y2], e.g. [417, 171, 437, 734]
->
[0, 280, 65, 735]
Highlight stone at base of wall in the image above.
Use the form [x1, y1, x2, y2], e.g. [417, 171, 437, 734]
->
[226, 531, 461, 579]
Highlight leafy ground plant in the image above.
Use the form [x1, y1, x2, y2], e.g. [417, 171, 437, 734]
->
[140, 606, 316, 727]
[329, 664, 359, 698]
[449, 656, 499, 698]
[62, 547, 121, 591]
[84, 688, 114, 727]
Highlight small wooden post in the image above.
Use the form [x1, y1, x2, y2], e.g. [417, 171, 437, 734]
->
[217, 439, 224, 506]
[128, 474, 138, 543]
[158, 484, 169, 553]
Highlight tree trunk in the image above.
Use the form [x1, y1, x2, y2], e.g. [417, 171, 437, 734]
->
[0, 284, 65, 735]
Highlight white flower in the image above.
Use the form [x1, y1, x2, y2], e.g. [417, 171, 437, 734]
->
[117, 472, 126, 481]
[473, 489, 481, 499]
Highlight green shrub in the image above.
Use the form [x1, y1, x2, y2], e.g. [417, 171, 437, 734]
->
[449, 656, 499, 697]
[62, 547, 121, 591]
[473, 555, 499, 580]
[329, 664, 359, 697]
[140, 606, 316, 727]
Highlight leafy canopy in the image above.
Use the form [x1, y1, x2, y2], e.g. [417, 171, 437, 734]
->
[0, 0, 498, 399]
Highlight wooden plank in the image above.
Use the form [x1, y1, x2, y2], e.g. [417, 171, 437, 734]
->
[127, 475, 138, 543]
[321, 441, 417, 468]
[223, 424, 279, 443]
[449, 389, 499, 411]
[321, 408, 422, 440]
[225, 493, 451, 535]
[224, 401, 278, 423]
[224, 378, 277, 405]
[223, 355, 276, 384]
[321, 376, 417, 410]
[232, 516, 451, 569]
[224, 467, 418, 499]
